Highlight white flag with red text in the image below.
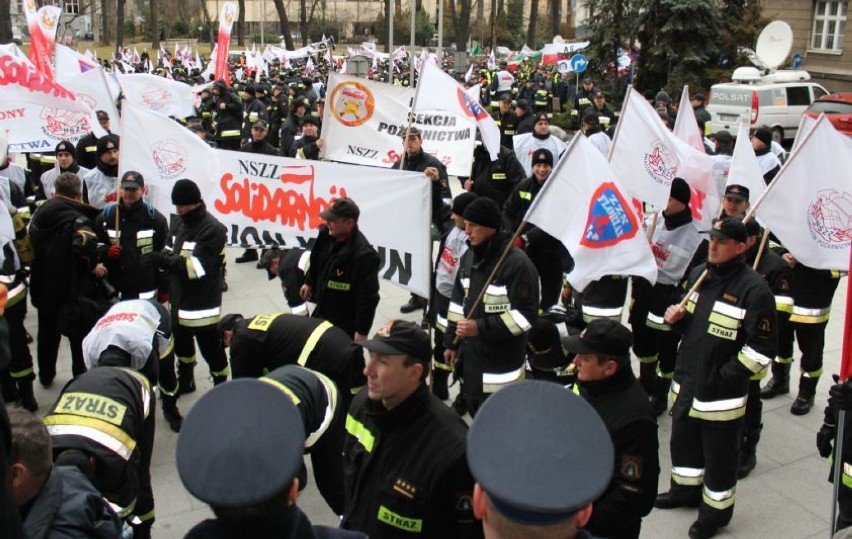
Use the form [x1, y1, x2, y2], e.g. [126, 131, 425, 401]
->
[215, 2, 238, 85]
[414, 61, 500, 161]
[609, 87, 718, 229]
[0, 49, 100, 152]
[23, 1, 60, 79]
[119, 103, 433, 296]
[525, 134, 657, 292]
[61, 68, 122, 135]
[117, 74, 196, 118]
[754, 115, 852, 270]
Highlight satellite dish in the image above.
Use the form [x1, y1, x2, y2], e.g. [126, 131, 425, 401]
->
[755, 21, 793, 70]
[552, 35, 565, 44]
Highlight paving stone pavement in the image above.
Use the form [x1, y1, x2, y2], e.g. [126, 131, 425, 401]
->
[20, 234, 848, 539]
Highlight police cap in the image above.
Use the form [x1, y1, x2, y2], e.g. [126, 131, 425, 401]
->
[468, 381, 613, 524]
[177, 379, 305, 508]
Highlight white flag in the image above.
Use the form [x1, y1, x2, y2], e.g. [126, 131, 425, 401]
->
[673, 85, 705, 152]
[61, 68, 122, 135]
[487, 50, 496, 70]
[117, 73, 196, 118]
[54, 44, 101, 80]
[464, 63, 473, 83]
[414, 61, 501, 161]
[525, 134, 657, 292]
[725, 120, 765, 205]
[609, 87, 718, 230]
[754, 115, 852, 270]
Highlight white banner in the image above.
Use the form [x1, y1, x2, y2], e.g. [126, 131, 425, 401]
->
[525, 134, 657, 292]
[726, 120, 765, 205]
[0, 51, 100, 152]
[754, 115, 852, 270]
[119, 103, 433, 297]
[117, 73, 196, 118]
[321, 73, 475, 176]
[54, 44, 100, 79]
[61, 68, 121, 136]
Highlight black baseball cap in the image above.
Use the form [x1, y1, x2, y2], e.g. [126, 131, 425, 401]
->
[708, 217, 748, 243]
[361, 320, 431, 363]
[724, 184, 749, 201]
[714, 130, 733, 144]
[120, 171, 144, 189]
[252, 119, 269, 130]
[319, 197, 360, 221]
[564, 319, 632, 359]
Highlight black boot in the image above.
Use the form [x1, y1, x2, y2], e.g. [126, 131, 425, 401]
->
[178, 363, 196, 395]
[400, 295, 428, 314]
[790, 376, 818, 415]
[737, 424, 762, 479]
[235, 249, 259, 263]
[761, 362, 791, 399]
[639, 361, 659, 397]
[213, 375, 228, 386]
[1, 371, 17, 402]
[432, 369, 450, 401]
[15, 378, 38, 412]
[162, 394, 183, 432]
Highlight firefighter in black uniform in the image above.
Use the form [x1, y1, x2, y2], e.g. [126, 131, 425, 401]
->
[342, 320, 482, 538]
[43, 348, 157, 539]
[573, 78, 597, 128]
[75, 110, 112, 170]
[144, 179, 229, 394]
[196, 87, 216, 134]
[761, 258, 841, 416]
[817, 377, 852, 532]
[463, 140, 525, 208]
[97, 171, 169, 301]
[177, 379, 366, 538]
[502, 149, 570, 310]
[300, 198, 380, 342]
[490, 94, 519, 150]
[566, 320, 660, 539]
[655, 218, 777, 539]
[217, 312, 363, 401]
[261, 364, 346, 515]
[738, 219, 792, 478]
[211, 79, 243, 150]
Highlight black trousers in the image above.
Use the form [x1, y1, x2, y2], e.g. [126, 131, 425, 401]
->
[669, 414, 741, 528]
[526, 246, 562, 310]
[6, 301, 33, 380]
[37, 306, 85, 380]
[172, 323, 229, 378]
[778, 320, 827, 377]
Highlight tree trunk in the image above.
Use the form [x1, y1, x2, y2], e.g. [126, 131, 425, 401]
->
[526, 0, 538, 46]
[237, 0, 245, 45]
[300, 0, 308, 45]
[0, 0, 11, 44]
[150, 0, 160, 49]
[272, 0, 294, 48]
[549, 0, 559, 38]
[457, 0, 471, 50]
[384, 0, 392, 53]
[116, 0, 126, 54]
[100, 0, 112, 44]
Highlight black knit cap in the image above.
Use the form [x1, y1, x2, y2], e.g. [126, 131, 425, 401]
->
[171, 179, 202, 205]
[531, 149, 554, 168]
[55, 140, 76, 160]
[753, 127, 773, 148]
[463, 197, 502, 229]
[670, 177, 691, 206]
[96, 134, 119, 158]
[451, 192, 478, 216]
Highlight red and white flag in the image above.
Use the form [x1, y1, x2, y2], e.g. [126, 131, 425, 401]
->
[610, 87, 718, 230]
[0, 51, 99, 152]
[23, 1, 61, 79]
[541, 42, 589, 65]
[726, 120, 765, 205]
[117, 74, 196, 118]
[524, 134, 657, 292]
[754, 115, 852, 270]
[673, 85, 705, 152]
[414, 61, 501, 161]
[215, 2, 238, 85]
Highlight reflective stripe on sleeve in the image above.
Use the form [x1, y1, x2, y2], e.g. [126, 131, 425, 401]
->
[44, 418, 136, 460]
[689, 395, 747, 421]
[737, 345, 772, 374]
[499, 309, 531, 336]
[296, 321, 334, 366]
[482, 365, 525, 393]
[185, 256, 206, 280]
[345, 414, 375, 453]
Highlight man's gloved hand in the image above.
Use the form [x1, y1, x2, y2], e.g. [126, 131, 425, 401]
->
[829, 374, 852, 412]
[817, 423, 836, 458]
[513, 236, 526, 249]
[107, 245, 122, 259]
[157, 290, 170, 304]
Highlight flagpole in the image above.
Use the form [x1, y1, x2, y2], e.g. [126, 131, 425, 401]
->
[830, 233, 852, 535]
[752, 229, 770, 270]
[646, 211, 659, 242]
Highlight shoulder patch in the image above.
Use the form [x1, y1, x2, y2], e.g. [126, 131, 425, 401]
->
[621, 455, 642, 480]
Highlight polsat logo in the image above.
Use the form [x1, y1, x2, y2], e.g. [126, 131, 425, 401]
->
[807, 189, 852, 248]
[456, 89, 488, 122]
[580, 182, 639, 248]
[643, 140, 677, 187]
[329, 81, 374, 128]
[150, 139, 187, 178]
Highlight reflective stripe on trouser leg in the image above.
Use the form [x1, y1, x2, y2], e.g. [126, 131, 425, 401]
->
[669, 414, 704, 502]
[195, 326, 230, 378]
[697, 421, 741, 527]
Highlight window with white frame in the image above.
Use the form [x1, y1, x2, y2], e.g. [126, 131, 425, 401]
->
[65, 0, 80, 14]
[811, 0, 847, 51]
